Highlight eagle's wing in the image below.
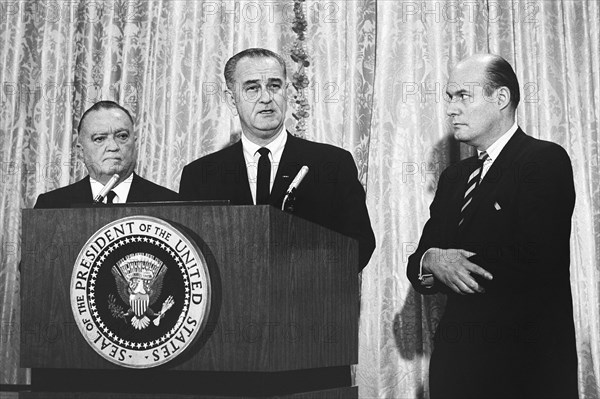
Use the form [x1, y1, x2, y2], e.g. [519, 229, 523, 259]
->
[111, 266, 130, 304]
[148, 264, 167, 305]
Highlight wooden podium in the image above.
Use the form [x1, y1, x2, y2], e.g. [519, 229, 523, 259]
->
[20, 204, 359, 398]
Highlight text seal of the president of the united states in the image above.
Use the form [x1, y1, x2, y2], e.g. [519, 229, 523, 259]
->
[70, 215, 211, 368]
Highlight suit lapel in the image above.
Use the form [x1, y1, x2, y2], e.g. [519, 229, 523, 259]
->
[459, 129, 527, 231]
[75, 176, 94, 204]
[270, 133, 302, 207]
[126, 173, 143, 202]
[231, 140, 254, 205]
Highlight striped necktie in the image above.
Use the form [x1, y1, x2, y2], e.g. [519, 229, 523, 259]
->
[459, 151, 489, 227]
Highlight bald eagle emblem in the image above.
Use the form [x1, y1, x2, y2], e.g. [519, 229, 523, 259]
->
[110, 253, 174, 330]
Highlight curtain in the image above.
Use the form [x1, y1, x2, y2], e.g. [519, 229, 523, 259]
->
[361, 1, 600, 398]
[1, 1, 598, 398]
[0, 0, 300, 384]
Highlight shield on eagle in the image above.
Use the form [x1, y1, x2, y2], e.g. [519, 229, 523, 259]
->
[111, 253, 169, 330]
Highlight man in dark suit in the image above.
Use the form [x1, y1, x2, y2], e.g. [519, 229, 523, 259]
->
[35, 101, 178, 208]
[179, 48, 375, 270]
[407, 54, 578, 398]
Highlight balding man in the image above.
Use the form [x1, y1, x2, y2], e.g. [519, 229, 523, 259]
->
[407, 54, 577, 398]
[35, 101, 178, 208]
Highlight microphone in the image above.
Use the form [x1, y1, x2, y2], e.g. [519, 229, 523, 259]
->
[93, 174, 120, 203]
[281, 166, 309, 211]
[285, 166, 309, 195]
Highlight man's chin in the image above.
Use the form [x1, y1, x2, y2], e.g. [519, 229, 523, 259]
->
[106, 167, 124, 176]
[255, 116, 283, 128]
[453, 130, 470, 143]
[250, 123, 284, 136]
[99, 167, 127, 181]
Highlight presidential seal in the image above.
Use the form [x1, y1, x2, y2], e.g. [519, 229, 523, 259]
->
[70, 215, 211, 368]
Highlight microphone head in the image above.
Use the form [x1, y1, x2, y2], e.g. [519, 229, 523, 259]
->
[94, 173, 122, 203]
[287, 166, 309, 194]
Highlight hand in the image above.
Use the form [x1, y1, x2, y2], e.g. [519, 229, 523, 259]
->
[423, 248, 493, 295]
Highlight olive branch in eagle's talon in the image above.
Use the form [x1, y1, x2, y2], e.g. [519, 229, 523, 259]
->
[108, 294, 128, 321]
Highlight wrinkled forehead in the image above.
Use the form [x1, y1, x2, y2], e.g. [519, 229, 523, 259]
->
[80, 108, 134, 135]
[234, 56, 286, 84]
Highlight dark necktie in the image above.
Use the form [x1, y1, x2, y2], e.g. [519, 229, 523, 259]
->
[106, 190, 117, 204]
[459, 151, 489, 227]
[256, 147, 271, 205]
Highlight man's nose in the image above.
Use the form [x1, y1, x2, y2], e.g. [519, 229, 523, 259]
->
[258, 86, 272, 103]
[446, 101, 459, 117]
[105, 135, 120, 150]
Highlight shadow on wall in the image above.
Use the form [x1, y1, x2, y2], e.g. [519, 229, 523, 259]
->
[395, 287, 446, 399]
[392, 133, 466, 398]
[424, 132, 475, 196]
[580, 338, 600, 399]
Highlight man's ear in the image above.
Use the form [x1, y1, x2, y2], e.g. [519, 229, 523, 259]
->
[497, 86, 511, 111]
[225, 89, 238, 116]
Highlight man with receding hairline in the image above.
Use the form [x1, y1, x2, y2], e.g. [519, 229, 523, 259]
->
[407, 54, 578, 398]
[34, 100, 178, 208]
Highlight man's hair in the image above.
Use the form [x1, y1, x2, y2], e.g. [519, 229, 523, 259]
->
[224, 48, 287, 91]
[483, 55, 520, 110]
[77, 100, 135, 134]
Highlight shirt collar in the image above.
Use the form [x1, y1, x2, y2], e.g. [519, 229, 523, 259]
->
[90, 173, 134, 203]
[241, 127, 287, 160]
[478, 121, 518, 161]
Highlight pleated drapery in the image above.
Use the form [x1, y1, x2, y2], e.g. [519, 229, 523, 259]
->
[1, 1, 598, 397]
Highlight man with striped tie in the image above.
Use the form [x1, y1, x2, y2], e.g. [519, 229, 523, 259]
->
[407, 54, 577, 398]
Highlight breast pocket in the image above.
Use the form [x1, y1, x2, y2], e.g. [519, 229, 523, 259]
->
[484, 195, 516, 233]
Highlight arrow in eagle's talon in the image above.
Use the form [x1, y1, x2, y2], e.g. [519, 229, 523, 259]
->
[153, 296, 175, 326]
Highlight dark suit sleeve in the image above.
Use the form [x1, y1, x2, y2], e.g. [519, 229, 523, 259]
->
[33, 193, 50, 209]
[406, 169, 450, 294]
[179, 162, 216, 201]
[335, 151, 376, 271]
[179, 165, 196, 200]
[493, 144, 575, 285]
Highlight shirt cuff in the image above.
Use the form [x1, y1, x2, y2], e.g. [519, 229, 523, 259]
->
[418, 248, 435, 288]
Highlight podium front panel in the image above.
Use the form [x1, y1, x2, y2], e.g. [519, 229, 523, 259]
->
[21, 205, 358, 372]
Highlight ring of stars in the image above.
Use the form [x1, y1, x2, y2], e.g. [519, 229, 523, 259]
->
[85, 234, 192, 351]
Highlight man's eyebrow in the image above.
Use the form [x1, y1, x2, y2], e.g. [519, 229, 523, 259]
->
[90, 129, 129, 136]
[446, 88, 468, 96]
[241, 79, 260, 87]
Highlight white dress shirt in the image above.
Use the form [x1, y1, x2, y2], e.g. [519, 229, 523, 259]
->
[241, 128, 287, 205]
[90, 173, 133, 204]
[479, 121, 518, 181]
